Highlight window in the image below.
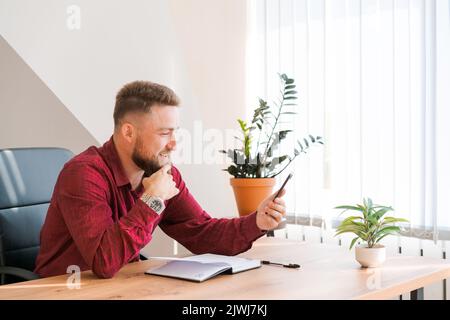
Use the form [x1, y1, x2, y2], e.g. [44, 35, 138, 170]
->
[246, 0, 450, 240]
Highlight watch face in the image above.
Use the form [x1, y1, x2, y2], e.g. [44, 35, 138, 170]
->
[150, 199, 163, 212]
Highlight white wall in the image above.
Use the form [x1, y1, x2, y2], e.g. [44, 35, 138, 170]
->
[0, 35, 98, 154]
[0, 0, 184, 143]
[0, 0, 248, 220]
[167, 0, 248, 219]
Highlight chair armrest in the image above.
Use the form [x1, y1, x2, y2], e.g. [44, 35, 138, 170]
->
[0, 266, 40, 284]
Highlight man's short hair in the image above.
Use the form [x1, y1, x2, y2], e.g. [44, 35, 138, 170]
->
[113, 80, 180, 127]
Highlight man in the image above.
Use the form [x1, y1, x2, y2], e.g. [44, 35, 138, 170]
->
[34, 81, 287, 279]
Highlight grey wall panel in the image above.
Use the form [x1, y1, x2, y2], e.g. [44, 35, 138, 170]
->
[0, 35, 98, 154]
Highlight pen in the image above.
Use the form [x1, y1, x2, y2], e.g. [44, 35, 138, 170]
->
[261, 260, 301, 269]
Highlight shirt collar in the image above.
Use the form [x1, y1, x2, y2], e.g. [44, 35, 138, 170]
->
[100, 136, 130, 187]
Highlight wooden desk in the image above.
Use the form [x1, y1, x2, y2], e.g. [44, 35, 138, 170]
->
[1, 237, 449, 300]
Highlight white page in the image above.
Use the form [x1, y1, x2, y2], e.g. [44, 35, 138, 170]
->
[184, 254, 260, 272]
[146, 260, 231, 282]
[149, 254, 261, 273]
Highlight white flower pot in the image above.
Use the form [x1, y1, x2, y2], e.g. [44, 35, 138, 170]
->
[355, 244, 386, 268]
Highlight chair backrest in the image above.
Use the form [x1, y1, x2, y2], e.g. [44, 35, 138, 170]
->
[0, 148, 73, 279]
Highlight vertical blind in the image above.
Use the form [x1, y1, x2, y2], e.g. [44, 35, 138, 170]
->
[246, 0, 450, 240]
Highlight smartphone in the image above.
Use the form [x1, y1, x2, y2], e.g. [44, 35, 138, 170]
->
[273, 172, 293, 199]
[265, 173, 293, 223]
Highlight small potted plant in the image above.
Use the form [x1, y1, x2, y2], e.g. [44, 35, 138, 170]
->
[220, 74, 323, 216]
[334, 198, 409, 268]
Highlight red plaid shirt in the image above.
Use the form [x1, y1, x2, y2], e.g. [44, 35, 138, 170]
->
[34, 137, 265, 278]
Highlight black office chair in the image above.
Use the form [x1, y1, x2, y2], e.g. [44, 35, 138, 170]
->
[0, 147, 73, 284]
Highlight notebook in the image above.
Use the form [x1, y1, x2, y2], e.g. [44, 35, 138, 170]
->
[145, 254, 261, 282]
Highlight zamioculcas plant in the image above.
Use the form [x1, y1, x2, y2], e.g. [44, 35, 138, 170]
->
[220, 73, 323, 179]
[222, 73, 324, 217]
[334, 198, 409, 250]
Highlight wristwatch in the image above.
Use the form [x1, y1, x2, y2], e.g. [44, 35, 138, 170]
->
[140, 194, 165, 215]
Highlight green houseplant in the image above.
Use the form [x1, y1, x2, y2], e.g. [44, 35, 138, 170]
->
[220, 74, 323, 216]
[334, 198, 409, 267]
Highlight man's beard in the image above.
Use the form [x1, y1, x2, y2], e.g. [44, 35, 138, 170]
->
[132, 136, 167, 177]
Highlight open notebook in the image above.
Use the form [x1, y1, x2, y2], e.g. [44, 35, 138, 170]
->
[145, 254, 261, 282]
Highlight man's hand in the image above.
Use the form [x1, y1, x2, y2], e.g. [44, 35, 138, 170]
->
[256, 188, 287, 231]
[142, 164, 179, 201]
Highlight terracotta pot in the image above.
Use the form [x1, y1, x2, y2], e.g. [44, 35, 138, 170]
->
[230, 178, 276, 217]
[355, 244, 386, 268]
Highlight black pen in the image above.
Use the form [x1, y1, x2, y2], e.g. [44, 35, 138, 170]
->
[261, 260, 301, 269]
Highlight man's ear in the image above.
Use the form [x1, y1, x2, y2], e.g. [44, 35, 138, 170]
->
[120, 122, 135, 143]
